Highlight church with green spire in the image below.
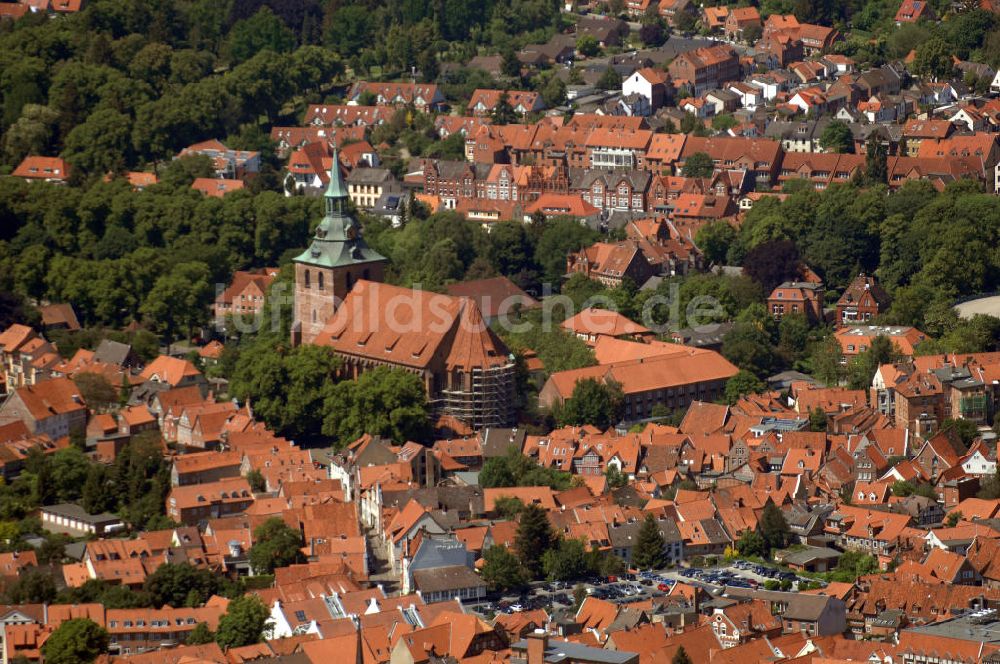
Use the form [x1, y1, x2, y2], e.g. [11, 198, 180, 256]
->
[292, 149, 387, 345]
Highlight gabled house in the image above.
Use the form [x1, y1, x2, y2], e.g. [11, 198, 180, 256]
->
[895, 0, 936, 24]
[0, 377, 86, 439]
[12, 156, 70, 183]
[836, 273, 891, 326]
[621, 68, 671, 116]
[347, 82, 445, 112]
[767, 282, 825, 324]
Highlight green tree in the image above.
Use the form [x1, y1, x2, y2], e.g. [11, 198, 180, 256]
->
[913, 37, 955, 80]
[2, 57, 48, 127]
[541, 75, 567, 108]
[721, 305, 778, 378]
[809, 407, 828, 433]
[941, 418, 979, 446]
[50, 447, 90, 503]
[228, 7, 295, 64]
[215, 595, 271, 649]
[576, 35, 601, 57]
[695, 221, 737, 266]
[418, 49, 439, 81]
[724, 370, 766, 405]
[480, 455, 518, 489]
[742, 23, 762, 43]
[479, 448, 574, 491]
[40, 619, 108, 664]
[516, 503, 555, 578]
[672, 646, 693, 664]
[819, 120, 853, 154]
[542, 538, 589, 581]
[246, 469, 266, 493]
[557, 378, 623, 429]
[809, 335, 844, 386]
[4, 569, 57, 603]
[140, 261, 213, 345]
[632, 514, 666, 570]
[481, 545, 526, 591]
[231, 341, 340, 440]
[501, 47, 521, 78]
[72, 373, 116, 411]
[62, 109, 133, 177]
[186, 622, 215, 645]
[249, 517, 305, 574]
[735, 529, 768, 559]
[778, 312, 811, 360]
[494, 496, 526, 519]
[946, 511, 964, 528]
[2, 104, 59, 166]
[605, 465, 628, 488]
[979, 460, 1000, 499]
[639, 20, 666, 47]
[597, 66, 622, 90]
[711, 114, 737, 132]
[847, 335, 901, 390]
[682, 152, 714, 178]
[741, 216, 800, 273]
[759, 503, 790, 551]
[491, 92, 517, 124]
[675, 8, 697, 32]
[321, 366, 429, 445]
[143, 563, 221, 608]
[864, 133, 888, 185]
[534, 217, 600, 285]
[831, 550, 879, 581]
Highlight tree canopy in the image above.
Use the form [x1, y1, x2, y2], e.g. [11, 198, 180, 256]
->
[632, 514, 667, 570]
[41, 619, 109, 664]
[248, 517, 305, 575]
[215, 595, 272, 650]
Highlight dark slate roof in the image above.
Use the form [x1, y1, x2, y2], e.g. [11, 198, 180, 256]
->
[412, 565, 485, 593]
[94, 339, 134, 367]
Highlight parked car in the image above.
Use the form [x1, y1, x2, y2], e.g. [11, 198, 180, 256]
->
[657, 582, 671, 591]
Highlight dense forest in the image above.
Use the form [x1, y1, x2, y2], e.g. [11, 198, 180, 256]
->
[0, 0, 563, 176]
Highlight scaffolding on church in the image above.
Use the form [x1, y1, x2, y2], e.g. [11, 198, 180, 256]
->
[439, 360, 516, 430]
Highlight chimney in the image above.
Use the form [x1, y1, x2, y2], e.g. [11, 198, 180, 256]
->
[526, 630, 548, 664]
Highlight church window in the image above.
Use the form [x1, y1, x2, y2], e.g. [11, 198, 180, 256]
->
[304, 270, 311, 287]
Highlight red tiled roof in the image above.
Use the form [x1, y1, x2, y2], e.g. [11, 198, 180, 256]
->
[12, 156, 69, 181]
[192, 177, 244, 197]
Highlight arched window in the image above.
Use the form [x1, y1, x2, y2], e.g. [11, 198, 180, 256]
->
[345, 272, 353, 290]
[363, 268, 370, 280]
[312, 310, 317, 323]
[318, 272, 324, 290]
[304, 270, 311, 288]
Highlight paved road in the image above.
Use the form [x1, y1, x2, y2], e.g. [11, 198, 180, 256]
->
[954, 295, 1000, 319]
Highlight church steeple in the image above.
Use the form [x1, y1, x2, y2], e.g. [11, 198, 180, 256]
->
[324, 144, 349, 216]
[293, 143, 386, 270]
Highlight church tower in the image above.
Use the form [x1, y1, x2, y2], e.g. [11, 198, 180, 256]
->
[292, 148, 387, 345]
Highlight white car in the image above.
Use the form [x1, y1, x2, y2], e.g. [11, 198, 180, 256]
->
[510, 604, 524, 612]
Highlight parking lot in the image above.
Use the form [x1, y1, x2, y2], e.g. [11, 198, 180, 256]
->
[469, 561, 826, 616]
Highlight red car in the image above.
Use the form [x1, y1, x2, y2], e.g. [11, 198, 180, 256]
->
[657, 583, 671, 591]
